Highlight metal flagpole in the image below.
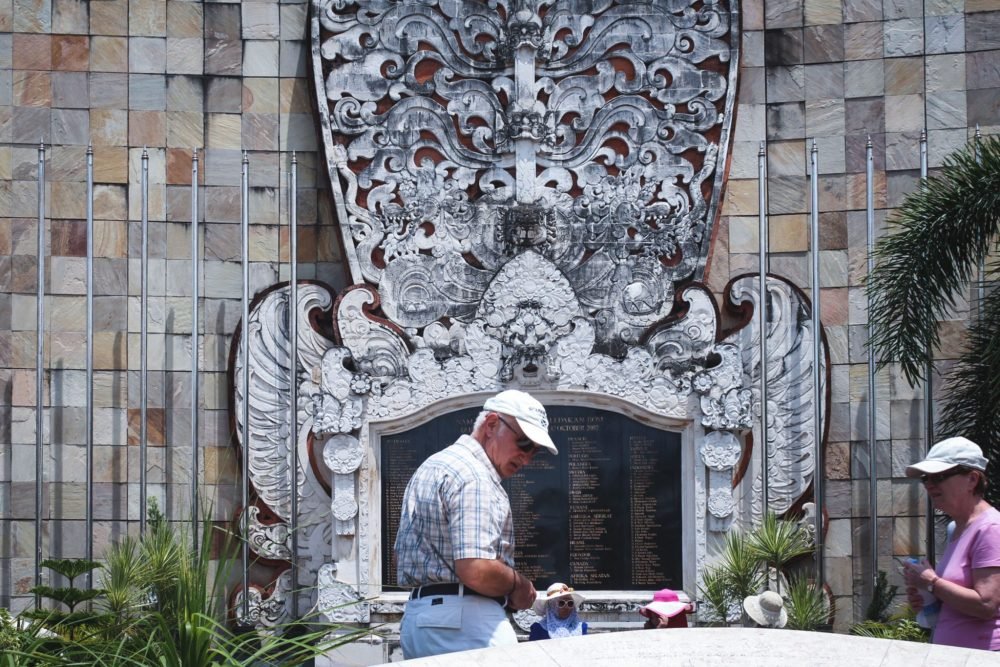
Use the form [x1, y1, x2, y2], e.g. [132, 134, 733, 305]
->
[140, 148, 149, 534]
[920, 130, 935, 563]
[241, 152, 251, 620]
[757, 141, 769, 518]
[810, 140, 824, 589]
[974, 125, 984, 320]
[191, 149, 200, 552]
[289, 154, 300, 616]
[865, 136, 878, 593]
[86, 145, 95, 585]
[34, 141, 46, 606]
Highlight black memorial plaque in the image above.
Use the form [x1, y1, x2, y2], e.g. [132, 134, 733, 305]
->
[381, 406, 682, 591]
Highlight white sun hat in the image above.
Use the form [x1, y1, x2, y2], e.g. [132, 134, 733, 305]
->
[483, 390, 557, 455]
[531, 582, 585, 615]
[743, 591, 788, 628]
[905, 437, 988, 477]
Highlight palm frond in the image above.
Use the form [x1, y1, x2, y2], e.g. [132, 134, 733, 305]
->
[867, 135, 1000, 384]
[936, 279, 1000, 507]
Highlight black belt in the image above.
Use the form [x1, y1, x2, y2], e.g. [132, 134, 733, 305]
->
[409, 583, 506, 606]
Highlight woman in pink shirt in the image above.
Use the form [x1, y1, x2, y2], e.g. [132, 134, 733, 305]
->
[904, 437, 1000, 651]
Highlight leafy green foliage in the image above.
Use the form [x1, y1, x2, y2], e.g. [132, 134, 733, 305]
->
[0, 608, 25, 653]
[784, 575, 830, 631]
[864, 570, 898, 623]
[39, 559, 103, 583]
[698, 513, 822, 627]
[866, 135, 1000, 505]
[3, 499, 372, 665]
[28, 586, 103, 608]
[850, 618, 928, 642]
[746, 512, 814, 594]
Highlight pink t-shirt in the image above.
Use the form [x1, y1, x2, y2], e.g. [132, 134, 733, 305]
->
[933, 506, 1000, 650]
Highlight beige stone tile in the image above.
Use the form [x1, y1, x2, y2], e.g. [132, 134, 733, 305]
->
[90, 35, 127, 72]
[52, 0, 88, 33]
[804, 0, 841, 25]
[167, 111, 204, 149]
[166, 37, 202, 75]
[90, 0, 126, 36]
[967, 0, 1000, 10]
[207, 113, 242, 149]
[50, 181, 87, 219]
[91, 109, 128, 146]
[885, 94, 925, 132]
[93, 332, 127, 369]
[49, 257, 86, 296]
[279, 78, 311, 113]
[51, 34, 88, 71]
[13, 70, 51, 106]
[128, 110, 167, 147]
[93, 220, 127, 257]
[93, 186, 128, 221]
[128, 0, 166, 36]
[13, 0, 50, 32]
[167, 0, 202, 37]
[50, 331, 85, 366]
[12, 33, 50, 69]
[93, 146, 128, 184]
[884, 56, 923, 95]
[243, 78, 279, 113]
[769, 214, 808, 252]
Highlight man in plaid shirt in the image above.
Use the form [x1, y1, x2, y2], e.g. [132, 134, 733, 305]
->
[394, 390, 559, 659]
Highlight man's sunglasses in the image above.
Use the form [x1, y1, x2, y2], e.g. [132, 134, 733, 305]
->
[919, 468, 966, 485]
[497, 415, 539, 453]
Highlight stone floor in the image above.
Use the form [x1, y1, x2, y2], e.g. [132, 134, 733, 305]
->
[374, 628, 996, 666]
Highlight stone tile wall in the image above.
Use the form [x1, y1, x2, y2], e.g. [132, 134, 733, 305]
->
[0, 0, 348, 612]
[0, 0, 995, 627]
[711, 0, 996, 628]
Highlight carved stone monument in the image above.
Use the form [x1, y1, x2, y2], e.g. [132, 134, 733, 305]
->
[229, 0, 826, 645]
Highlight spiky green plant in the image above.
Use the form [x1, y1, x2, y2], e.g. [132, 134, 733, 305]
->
[784, 575, 830, 631]
[719, 529, 767, 603]
[5, 499, 373, 665]
[864, 570, 898, 623]
[867, 135, 1000, 506]
[698, 566, 732, 624]
[746, 512, 813, 594]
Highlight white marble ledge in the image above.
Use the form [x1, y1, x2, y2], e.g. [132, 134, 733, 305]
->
[382, 627, 998, 666]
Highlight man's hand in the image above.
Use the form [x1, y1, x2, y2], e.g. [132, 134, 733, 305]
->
[455, 557, 536, 609]
[507, 570, 536, 610]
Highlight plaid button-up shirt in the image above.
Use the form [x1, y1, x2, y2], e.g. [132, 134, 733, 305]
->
[394, 434, 515, 587]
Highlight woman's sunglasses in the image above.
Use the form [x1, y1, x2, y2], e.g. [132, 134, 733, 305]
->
[919, 468, 966, 485]
[556, 599, 575, 608]
[497, 415, 539, 454]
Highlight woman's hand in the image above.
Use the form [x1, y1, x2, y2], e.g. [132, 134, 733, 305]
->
[903, 558, 938, 591]
[905, 585, 924, 611]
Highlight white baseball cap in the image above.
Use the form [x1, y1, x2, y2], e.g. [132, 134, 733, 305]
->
[482, 390, 557, 455]
[905, 436, 989, 477]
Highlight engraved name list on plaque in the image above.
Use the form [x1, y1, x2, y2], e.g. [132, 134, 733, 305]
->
[381, 406, 682, 592]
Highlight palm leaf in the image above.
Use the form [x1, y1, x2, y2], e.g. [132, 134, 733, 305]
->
[867, 135, 1000, 384]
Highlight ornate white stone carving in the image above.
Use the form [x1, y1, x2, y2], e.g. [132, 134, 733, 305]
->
[228, 0, 827, 631]
[725, 275, 825, 520]
[232, 570, 292, 632]
[318, 564, 370, 624]
[312, 0, 740, 352]
[246, 505, 292, 561]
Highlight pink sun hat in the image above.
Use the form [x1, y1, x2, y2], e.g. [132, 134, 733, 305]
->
[639, 588, 690, 619]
